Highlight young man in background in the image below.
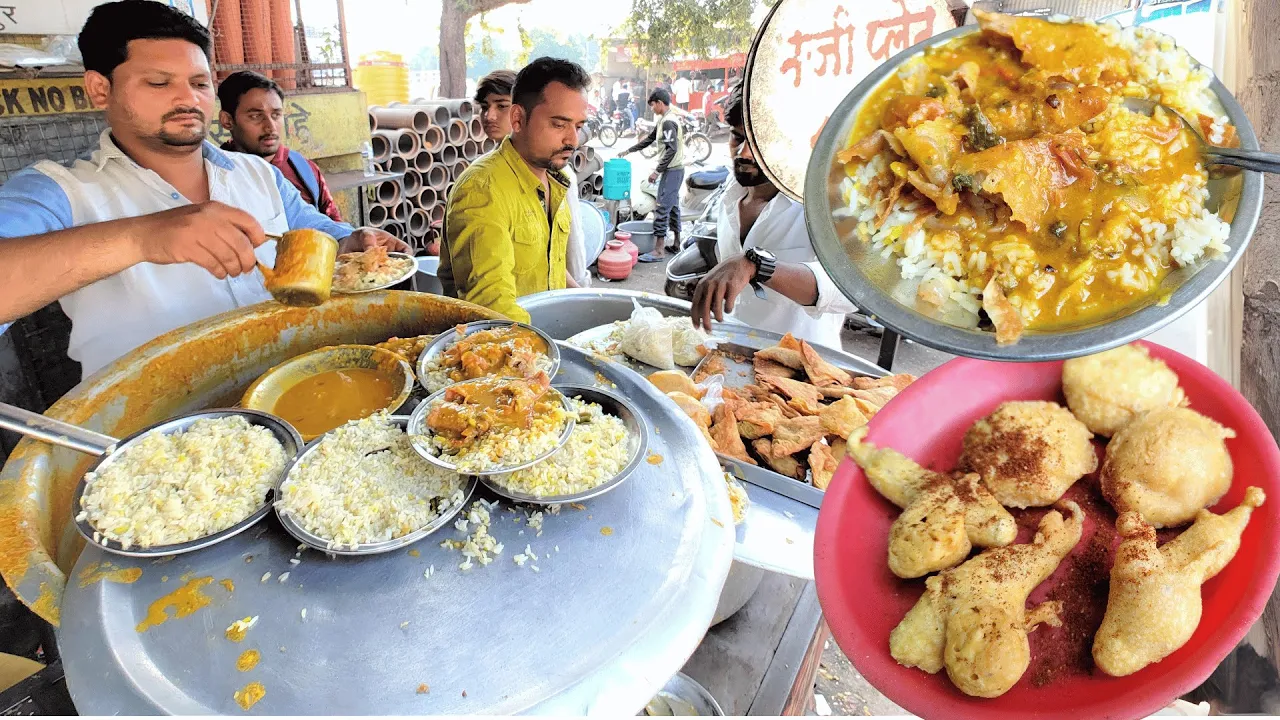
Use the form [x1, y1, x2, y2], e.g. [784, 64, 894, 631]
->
[620, 88, 685, 263]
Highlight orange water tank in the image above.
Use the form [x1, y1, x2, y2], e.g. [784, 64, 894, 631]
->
[269, 0, 296, 89]
[240, 0, 272, 73]
[213, 0, 245, 81]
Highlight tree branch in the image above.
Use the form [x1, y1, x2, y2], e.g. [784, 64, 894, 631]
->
[467, 0, 532, 17]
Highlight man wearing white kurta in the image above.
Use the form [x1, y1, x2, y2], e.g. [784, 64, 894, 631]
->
[691, 84, 857, 349]
[0, 1, 404, 380]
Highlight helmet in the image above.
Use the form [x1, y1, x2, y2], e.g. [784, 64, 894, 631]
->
[665, 230, 719, 302]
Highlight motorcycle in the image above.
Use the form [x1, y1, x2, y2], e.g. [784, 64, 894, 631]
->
[626, 164, 728, 228]
[665, 178, 730, 302]
[638, 114, 713, 165]
[597, 109, 628, 147]
[692, 95, 731, 142]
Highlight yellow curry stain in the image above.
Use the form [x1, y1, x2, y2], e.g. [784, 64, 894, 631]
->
[233, 681, 266, 711]
[407, 549, 420, 557]
[135, 576, 214, 633]
[236, 649, 261, 672]
[2, 292, 504, 626]
[600, 527, 614, 537]
[646, 453, 663, 465]
[220, 579, 235, 593]
[77, 561, 143, 588]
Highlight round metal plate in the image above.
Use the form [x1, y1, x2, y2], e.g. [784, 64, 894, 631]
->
[331, 251, 418, 294]
[416, 320, 562, 394]
[72, 409, 304, 558]
[744, 0, 954, 200]
[274, 416, 477, 555]
[59, 344, 735, 715]
[804, 23, 1264, 361]
[481, 384, 648, 506]
[407, 380, 576, 476]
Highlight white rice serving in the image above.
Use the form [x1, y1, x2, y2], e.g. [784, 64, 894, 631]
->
[76, 415, 286, 550]
[489, 397, 636, 498]
[278, 412, 466, 548]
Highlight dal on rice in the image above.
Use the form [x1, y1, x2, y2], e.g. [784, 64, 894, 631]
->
[834, 11, 1235, 344]
[489, 396, 637, 498]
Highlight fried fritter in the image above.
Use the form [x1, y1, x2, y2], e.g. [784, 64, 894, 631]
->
[853, 374, 917, 391]
[753, 355, 799, 379]
[820, 396, 869, 439]
[1093, 488, 1265, 677]
[810, 439, 841, 490]
[960, 401, 1097, 508]
[891, 502, 1084, 697]
[799, 340, 853, 387]
[755, 345, 804, 370]
[667, 391, 710, 428]
[1062, 343, 1188, 437]
[710, 404, 756, 465]
[1100, 407, 1235, 528]
[737, 403, 786, 440]
[752, 438, 807, 480]
[649, 370, 701, 398]
[850, 427, 1017, 578]
[758, 374, 825, 408]
[772, 416, 826, 456]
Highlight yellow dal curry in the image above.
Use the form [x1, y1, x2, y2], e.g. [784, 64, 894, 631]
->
[273, 368, 398, 439]
[837, 11, 1236, 344]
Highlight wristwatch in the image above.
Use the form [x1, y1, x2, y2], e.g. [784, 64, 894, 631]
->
[744, 248, 777, 300]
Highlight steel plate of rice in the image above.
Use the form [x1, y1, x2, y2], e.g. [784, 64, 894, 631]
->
[833, 11, 1236, 345]
[421, 322, 556, 393]
[278, 413, 466, 548]
[415, 373, 571, 474]
[488, 396, 637, 498]
[76, 416, 286, 550]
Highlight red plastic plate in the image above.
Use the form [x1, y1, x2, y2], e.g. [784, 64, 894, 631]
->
[814, 342, 1280, 720]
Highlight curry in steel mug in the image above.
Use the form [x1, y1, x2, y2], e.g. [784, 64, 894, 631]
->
[257, 229, 339, 307]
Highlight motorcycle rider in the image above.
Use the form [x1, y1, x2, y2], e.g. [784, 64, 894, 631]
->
[690, 82, 857, 349]
[620, 88, 685, 263]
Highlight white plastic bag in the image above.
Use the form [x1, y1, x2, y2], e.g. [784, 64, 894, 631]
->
[698, 375, 725, 413]
[666, 317, 716, 367]
[619, 300, 675, 370]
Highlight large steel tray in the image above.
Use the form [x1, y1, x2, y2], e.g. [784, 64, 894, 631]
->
[520, 289, 887, 580]
[58, 344, 735, 715]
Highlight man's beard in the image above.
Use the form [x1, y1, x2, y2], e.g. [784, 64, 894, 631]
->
[536, 145, 576, 171]
[734, 159, 770, 187]
[154, 107, 207, 147]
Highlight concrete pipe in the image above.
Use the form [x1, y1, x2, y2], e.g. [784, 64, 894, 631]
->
[370, 133, 391, 163]
[403, 169, 423, 198]
[435, 144, 458, 166]
[444, 119, 467, 145]
[432, 99, 474, 121]
[367, 203, 389, 226]
[482, 138, 498, 153]
[383, 222, 404, 239]
[461, 140, 478, 161]
[582, 154, 603, 177]
[413, 150, 434, 173]
[469, 117, 485, 141]
[592, 174, 604, 192]
[417, 187, 438, 208]
[368, 112, 378, 133]
[371, 107, 433, 134]
[585, 146, 596, 162]
[387, 155, 408, 174]
[420, 126, 445, 153]
[406, 101, 451, 127]
[570, 149, 587, 174]
[580, 181, 594, 198]
[451, 159, 470, 177]
[429, 203, 445, 226]
[374, 180, 401, 206]
[390, 129, 420, 158]
[425, 165, 448, 190]
[395, 200, 411, 223]
[408, 209, 429, 237]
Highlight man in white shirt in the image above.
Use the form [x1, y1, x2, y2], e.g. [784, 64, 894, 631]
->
[691, 83, 857, 349]
[671, 73, 693, 110]
[0, 1, 404, 379]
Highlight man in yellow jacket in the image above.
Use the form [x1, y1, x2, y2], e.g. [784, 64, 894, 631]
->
[441, 57, 591, 322]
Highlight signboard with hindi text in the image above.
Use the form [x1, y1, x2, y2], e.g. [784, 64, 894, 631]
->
[0, 0, 204, 35]
[743, 0, 954, 201]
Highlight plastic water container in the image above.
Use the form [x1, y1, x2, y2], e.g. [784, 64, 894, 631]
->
[603, 158, 632, 201]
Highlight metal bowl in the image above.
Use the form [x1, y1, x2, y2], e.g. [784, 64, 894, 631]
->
[481, 384, 649, 505]
[241, 344, 416, 441]
[71, 409, 304, 558]
[640, 673, 724, 716]
[406, 379, 576, 476]
[332, 251, 418, 294]
[273, 415, 476, 556]
[804, 23, 1263, 361]
[416, 320, 562, 393]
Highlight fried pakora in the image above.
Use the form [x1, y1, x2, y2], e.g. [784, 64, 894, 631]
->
[810, 439, 841, 490]
[960, 401, 1097, 508]
[1100, 407, 1236, 527]
[1093, 488, 1265, 677]
[850, 427, 1017, 578]
[820, 396, 870, 439]
[649, 370, 701, 398]
[710, 404, 755, 465]
[890, 502, 1083, 697]
[1062, 343, 1188, 437]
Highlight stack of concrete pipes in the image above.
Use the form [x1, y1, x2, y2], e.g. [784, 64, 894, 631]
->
[367, 98, 498, 253]
[569, 143, 605, 202]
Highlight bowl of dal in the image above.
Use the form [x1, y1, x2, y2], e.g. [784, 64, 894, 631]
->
[241, 344, 415, 441]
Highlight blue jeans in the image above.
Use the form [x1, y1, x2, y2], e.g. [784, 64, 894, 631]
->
[653, 167, 684, 246]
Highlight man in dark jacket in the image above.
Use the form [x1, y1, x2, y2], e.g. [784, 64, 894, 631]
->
[217, 71, 344, 223]
[619, 88, 684, 262]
